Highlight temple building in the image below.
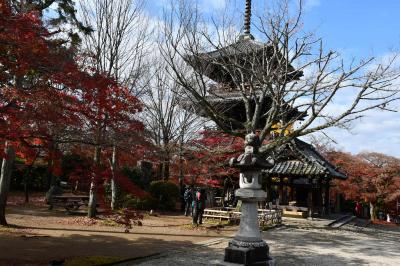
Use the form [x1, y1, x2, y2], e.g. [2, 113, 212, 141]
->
[264, 138, 346, 217]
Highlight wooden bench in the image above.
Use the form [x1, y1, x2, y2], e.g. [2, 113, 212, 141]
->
[282, 209, 308, 218]
[48, 195, 90, 212]
[278, 205, 308, 218]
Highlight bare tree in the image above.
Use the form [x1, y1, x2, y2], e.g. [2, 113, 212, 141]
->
[142, 61, 204, 181]
[78, 0, 151, 215]
[79, 0, 151, 94]
[160, 0, 400, 156]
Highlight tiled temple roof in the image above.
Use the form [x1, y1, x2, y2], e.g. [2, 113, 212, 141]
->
[264, 138, 347, 179]
[186, 38, 303, 85]
[201, 38, 269, 59]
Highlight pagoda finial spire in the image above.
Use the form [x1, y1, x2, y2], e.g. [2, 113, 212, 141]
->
[244, 0, 252, 35]
[242, 0, 254, 40]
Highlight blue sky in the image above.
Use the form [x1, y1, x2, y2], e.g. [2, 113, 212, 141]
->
[297, 0, 400, 157]
[145, 0, 400, 157]
[301, 0, 400, 58]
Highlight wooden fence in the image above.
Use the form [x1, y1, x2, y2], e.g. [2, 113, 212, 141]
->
[203, 207, 282, 226]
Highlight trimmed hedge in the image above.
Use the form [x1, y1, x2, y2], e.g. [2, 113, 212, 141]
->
[149, 181, 179, 211]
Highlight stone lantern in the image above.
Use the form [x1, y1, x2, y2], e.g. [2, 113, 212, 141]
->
[224, 133, 275, 265]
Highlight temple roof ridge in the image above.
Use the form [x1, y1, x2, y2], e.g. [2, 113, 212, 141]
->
[264, 138, 347, 179]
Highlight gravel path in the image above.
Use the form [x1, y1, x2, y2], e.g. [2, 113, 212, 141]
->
[132, 219, 400, 266]
[2, 203, 399, 265]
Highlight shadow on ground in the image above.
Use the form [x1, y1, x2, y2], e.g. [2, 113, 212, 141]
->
[0, 233, 213, 265]
[265, 225, 400, 265]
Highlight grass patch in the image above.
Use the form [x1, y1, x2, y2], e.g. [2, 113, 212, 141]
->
[203, 219, 231, 226]
[180, 223, 199, 230]
[100, 219, 119, 227]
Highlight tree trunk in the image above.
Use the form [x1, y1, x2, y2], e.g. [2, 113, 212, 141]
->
[88, 175, 97, 218]
[162, 159, 170, 181]
[88, 145, 101, 218]
[369, 202, 376, 222]
[46, 157, 54, 189]
[23, 165, 33, 204]
[110, 145, 117, 211]
[178, 141, 185, 211]
[178, 143, 184, 189]
[24, 181, 29, 204]
[46, 142, 57, 189]
[0, 143, 16, 226]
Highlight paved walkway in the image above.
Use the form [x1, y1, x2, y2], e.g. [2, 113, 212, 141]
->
[129, 218, 400, 266]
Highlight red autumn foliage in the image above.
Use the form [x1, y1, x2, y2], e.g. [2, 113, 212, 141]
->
[0, 0, 83, 166]
[323, 150, 400, 212]
[1, 0, 147, 206]
[179, 130, 243, 187]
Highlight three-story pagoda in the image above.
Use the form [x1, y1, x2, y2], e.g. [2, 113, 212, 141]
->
[183, 0, 306, 131]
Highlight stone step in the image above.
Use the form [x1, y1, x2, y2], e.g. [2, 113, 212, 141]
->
[328, 215, 356, 228]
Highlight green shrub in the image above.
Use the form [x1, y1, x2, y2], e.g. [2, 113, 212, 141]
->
[11, 164, 48, 191]
[123, 195, 158, 210]
[149, 181, 179, 211]
[121, 167, 146, 189]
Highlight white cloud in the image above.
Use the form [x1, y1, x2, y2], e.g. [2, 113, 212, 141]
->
[200, 0, 227, 11]
[303, 0, 321, 10]
[304, 103, 400, 157]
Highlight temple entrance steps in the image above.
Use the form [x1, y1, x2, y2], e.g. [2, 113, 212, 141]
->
[327, 215, 356, 228]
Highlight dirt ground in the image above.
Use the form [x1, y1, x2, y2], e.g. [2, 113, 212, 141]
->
[1, 194, 400, 265]
[0, 194, 236, 265]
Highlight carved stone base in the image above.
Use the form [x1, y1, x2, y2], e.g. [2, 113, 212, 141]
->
[224, 239, 273, 266]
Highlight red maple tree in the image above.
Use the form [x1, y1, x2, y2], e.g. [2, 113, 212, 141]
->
[324, 150, 400, 220]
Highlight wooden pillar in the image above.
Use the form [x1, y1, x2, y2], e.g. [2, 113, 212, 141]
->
[307, 179, 313, 218]
[335, 192, 341, 213]
[321, 181, 326, 216]
[278, 177, 283, 206]
[318, 179, 322, 216]
[266, 176, 272, 203]
[289, 181, 294, 202]
[326, 181, 331, 215]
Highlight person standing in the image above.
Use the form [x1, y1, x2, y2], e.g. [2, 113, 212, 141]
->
[197, 188, 207, 225]
[183, 186, 193, 216]
[355, 201, 362, 218]
[192, 187, 200, 225]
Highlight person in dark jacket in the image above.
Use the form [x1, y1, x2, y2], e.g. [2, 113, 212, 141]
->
[197, 188, 207, 225]
[355, 201, 362, 218]
[192, 187, 199, 225]
[192, 187, 207, 225]
[183, 186, 193, 216]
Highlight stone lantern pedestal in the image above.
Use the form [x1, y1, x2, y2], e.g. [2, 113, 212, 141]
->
[224, 134, 274, 265]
